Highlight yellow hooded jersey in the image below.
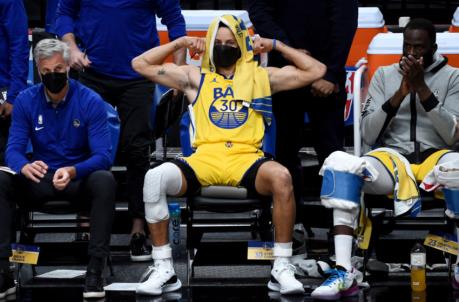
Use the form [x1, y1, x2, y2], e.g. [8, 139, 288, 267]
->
[190, 72, 267, 149]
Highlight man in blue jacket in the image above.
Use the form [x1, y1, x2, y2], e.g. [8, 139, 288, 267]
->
[55, 0, 186, 261]
[0, 0, 29, 164]
[0, 39, 115, 299]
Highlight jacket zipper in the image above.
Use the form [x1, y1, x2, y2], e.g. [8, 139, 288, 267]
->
[409, 92, 420, 163]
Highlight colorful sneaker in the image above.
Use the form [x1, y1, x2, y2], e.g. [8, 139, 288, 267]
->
[311, 266, 359, 300]
[268, 258, 305, 295]
[136, 259, 182, 295]
[130, 233, 152, 262]
[0, 269, 15, 299]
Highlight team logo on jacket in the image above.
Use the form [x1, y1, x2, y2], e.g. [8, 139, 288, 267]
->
[73, 119, 81, 128]
[209, 86, 248, 129]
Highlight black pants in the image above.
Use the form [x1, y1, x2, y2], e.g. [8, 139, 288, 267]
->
[273, 86, 346, 213]
[79, 70, 155, 219]
[0, 117, 10, 166]
[0, 170, 116, 260]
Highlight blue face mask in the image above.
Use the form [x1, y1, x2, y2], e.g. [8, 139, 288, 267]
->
[213, 44, 241, 68]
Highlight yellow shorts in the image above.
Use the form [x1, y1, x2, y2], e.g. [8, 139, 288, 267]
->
[180, 142, 264, 187]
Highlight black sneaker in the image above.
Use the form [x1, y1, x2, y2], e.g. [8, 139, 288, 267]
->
[130, 233, 152, 262]
[0, 269, 16, 299]
[83, 270, 105, 299]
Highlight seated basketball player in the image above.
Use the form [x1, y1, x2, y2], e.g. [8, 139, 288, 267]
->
[131, 15, 325, 295]
[312, 18, 459, 300]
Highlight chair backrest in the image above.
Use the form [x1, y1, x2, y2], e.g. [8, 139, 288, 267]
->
[179, 109, 276, 157]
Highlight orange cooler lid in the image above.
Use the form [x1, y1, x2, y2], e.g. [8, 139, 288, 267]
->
[368, 32, 459, 55]
[358, 7, 385, 28]
[452, 7, 459, 27]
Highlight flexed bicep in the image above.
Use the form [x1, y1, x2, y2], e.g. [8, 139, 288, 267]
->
[268, 65, 325, 94]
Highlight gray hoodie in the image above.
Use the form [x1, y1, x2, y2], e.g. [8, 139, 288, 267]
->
[361, 52, 459, 160]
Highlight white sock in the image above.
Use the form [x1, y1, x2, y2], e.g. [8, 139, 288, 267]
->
[152, 243, 173, 265]
[155, 258, 173, 268]
[335, 235, 353, 271]
[273, 242, 293, 258]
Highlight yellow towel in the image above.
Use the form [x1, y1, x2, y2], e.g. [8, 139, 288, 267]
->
[358, 149, 450, 250]
[201, 14, 273, 124]
[367, 149, 420, 216]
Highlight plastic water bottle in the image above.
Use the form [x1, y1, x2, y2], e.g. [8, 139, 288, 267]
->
[411, 290, 426, 302]
[410, 242, 426, 291]
[168, 203, 181, 258]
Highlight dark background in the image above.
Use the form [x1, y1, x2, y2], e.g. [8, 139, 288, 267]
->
[24, 0, 459, 28]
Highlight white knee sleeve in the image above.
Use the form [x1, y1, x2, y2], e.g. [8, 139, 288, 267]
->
[144, 163, 182, 223]
[333, 208, 359, 229]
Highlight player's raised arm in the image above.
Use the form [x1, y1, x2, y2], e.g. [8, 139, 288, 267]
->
[131, 36, 204, 95]
[253, 37, 326, 94]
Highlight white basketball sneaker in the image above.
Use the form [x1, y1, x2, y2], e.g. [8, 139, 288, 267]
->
[268, 258, 305, 295]
[136, 259, 182, 296]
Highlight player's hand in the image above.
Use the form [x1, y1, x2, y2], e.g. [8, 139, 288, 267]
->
[400, 55, 425, 92]
[311, 79, 338, 97]
[0, 102, 12, 118]
[21, 161, 48, 183]
[53, 166, 76, 190]
[252, 36, 274, 54]
[181, 37, 206, 59]
[69, 47, 91, 71]
[398, 76, 410, 98]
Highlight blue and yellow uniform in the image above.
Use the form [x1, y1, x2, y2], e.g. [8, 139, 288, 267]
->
[177, 14, 273, 188]
[181, 72, 268, 186]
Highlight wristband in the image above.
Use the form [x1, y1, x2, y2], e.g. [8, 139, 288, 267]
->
[272, 39, 276, 51]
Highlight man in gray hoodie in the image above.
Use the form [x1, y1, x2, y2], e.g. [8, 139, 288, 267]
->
[312, 18, 459, 300]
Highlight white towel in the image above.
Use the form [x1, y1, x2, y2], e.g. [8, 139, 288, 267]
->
[420, 159, 459, 218]
[319, 151, 379, 181]
[420, 159, 459, 191]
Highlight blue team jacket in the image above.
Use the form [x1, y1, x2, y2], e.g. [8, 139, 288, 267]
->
[6, 80, 112, 179]
[55, 0, 186, 80]
[0, 0, 29, 104]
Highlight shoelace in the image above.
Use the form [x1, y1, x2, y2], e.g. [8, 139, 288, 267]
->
[322, 268, 346, 286]
[276, 262, 297, 277]
[139, 265, 156, 282]
[139, 262, 171, 283]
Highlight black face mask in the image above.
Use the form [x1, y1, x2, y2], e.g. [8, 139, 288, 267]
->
[41, 72, 68, 94]
[213, 44, 241, 68]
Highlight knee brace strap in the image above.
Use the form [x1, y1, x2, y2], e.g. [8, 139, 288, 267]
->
[321, 169, 363, 209]
[144, 163, 182, 223]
